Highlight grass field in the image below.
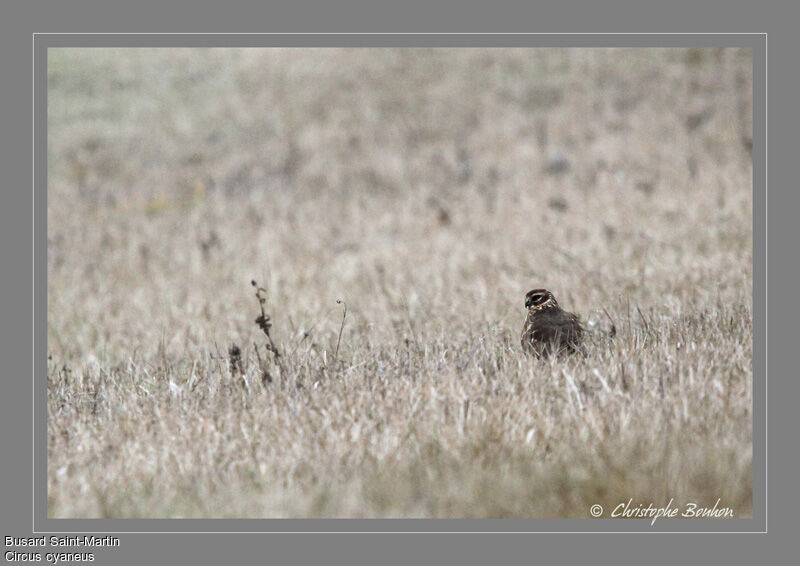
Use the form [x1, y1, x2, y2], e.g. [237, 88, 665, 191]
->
[47, 48, 753, 518]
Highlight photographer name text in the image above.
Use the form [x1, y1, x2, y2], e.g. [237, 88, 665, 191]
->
[612, 498, 734, 524]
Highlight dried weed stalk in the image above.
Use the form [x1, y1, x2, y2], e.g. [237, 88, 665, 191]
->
[251, 279, 282, 385]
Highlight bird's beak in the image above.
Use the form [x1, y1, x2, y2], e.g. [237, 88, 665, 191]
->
[524, 297, 532, 309]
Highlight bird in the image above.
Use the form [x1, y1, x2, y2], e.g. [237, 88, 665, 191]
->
[520, 288, 584, 358]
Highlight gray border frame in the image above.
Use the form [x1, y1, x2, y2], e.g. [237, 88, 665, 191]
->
[35, 34, 765, 534]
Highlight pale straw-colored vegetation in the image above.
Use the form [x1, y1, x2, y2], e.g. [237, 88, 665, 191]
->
[47, 48, 752, 518]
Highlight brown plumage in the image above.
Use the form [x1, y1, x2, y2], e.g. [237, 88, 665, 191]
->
[520, 288, 584, 358]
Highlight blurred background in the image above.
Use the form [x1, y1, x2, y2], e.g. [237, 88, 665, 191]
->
[47, 48, 753, 363]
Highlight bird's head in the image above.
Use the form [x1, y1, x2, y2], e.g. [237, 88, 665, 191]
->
[524, 288, 558, 310]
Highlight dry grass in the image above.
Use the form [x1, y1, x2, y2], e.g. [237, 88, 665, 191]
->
[47, 48, 753, 518]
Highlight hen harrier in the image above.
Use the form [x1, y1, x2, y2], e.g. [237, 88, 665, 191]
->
[521, 288, 584, 358]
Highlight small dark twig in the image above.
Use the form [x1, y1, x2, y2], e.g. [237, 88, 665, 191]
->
[251, 279, 283, 386]
[251, 280, 281, 360]
[636, 305, 650, 337]
[228, 344, 242, 376]
[253, 341, 272, 386]
[602, 307, 617, 339]
[228, 343, 247, 389]
[333, 299, 347, 366]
